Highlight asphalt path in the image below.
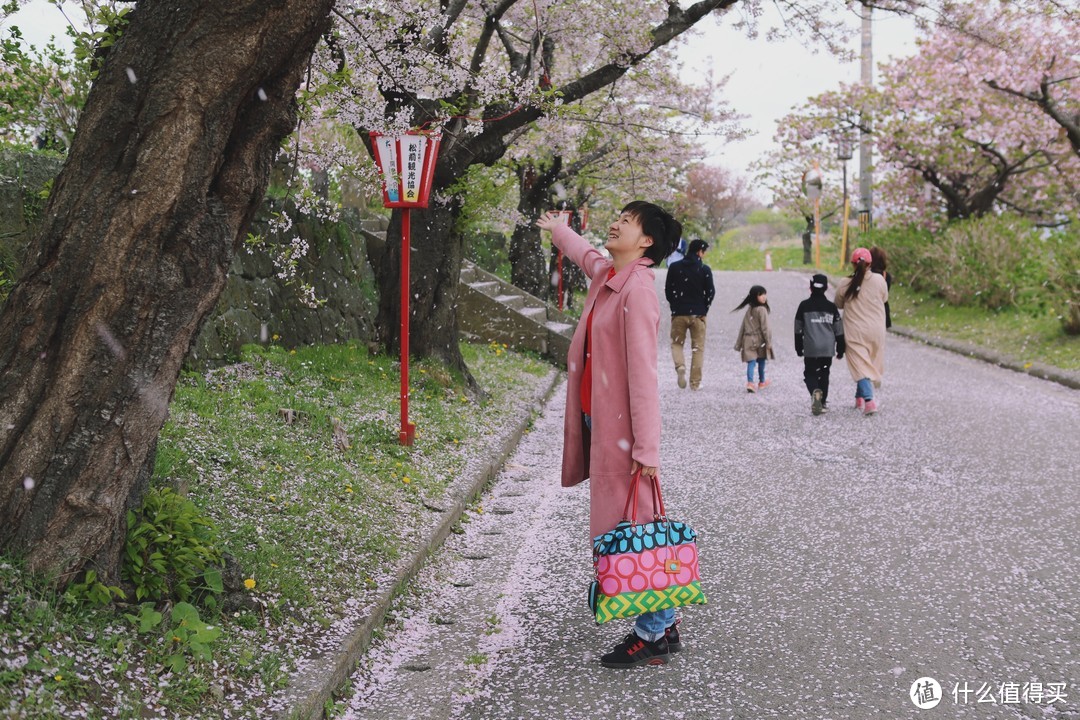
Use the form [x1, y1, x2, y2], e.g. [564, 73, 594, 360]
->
[343, 269, 1080, 720]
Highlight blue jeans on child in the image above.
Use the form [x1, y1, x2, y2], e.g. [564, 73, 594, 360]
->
[635, 608, 676, 642]
[855, 378, 874, 400]
[746, 358, 766, 383]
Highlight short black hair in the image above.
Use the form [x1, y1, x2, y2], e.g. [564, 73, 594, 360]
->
[621, 200, 681, 265]
[687, 239, 709, 256]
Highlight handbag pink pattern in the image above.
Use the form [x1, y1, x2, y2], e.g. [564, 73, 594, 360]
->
[589, 471, 707, 623]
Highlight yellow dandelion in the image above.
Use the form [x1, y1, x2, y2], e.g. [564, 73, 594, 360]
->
[345, 486, 354, 493]
[269, 495, 276, 501]
[54, 674, 63, 682]
[402, 476, 411, 484]
[172, 636, 182, 643]
[244, 578, 256, 590]
[289, 350, 296, 355]
[270, 562, 278, 568]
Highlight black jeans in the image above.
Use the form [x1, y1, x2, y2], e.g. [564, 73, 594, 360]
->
[803, 356, 833, 403]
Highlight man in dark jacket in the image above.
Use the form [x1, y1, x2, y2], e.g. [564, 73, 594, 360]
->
[794, 273, 846, 415]
[664, 239, 715, 390]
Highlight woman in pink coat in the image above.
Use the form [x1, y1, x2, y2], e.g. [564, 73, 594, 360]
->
[537, 201, 681, 669]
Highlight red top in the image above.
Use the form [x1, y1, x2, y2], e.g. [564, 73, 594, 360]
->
[580, 267, 617, 416]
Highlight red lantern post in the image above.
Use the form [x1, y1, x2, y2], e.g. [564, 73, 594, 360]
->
[370, 131, 441, 445]
[553, 210, 573, 311]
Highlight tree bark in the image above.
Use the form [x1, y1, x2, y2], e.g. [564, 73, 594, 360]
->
[376, 190, 477, 385]
[0, 0, 335, 585]
[509, 159, 562, 299]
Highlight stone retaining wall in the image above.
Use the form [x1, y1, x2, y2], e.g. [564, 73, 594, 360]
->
[0, 151, 384, 369]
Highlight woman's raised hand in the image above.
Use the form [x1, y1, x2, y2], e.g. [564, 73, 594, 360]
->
[536, 211, 561, 231]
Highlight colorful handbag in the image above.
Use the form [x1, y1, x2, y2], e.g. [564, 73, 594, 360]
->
[588, 471, 707, 623]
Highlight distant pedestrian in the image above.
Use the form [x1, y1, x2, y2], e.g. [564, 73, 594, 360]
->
[666, 236, 687, 267]
[870, 246, 893, 329]
[537, 201, 682, 669]
[733, 284, 774, 393]
[794, 274, 846, 415]
[835, 248, 889, 415]
[665, 239, 715, 390]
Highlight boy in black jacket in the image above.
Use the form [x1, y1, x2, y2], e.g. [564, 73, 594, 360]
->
[794, 274, 846, 415]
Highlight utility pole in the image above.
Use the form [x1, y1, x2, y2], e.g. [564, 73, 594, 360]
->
[858, 2, 873, 233]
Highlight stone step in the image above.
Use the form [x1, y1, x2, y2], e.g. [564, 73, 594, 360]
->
[468, 281, 500, 293]
[545, 321, 574, 336]
[493, 294, 525, 310]
[457, 260, 577, 367]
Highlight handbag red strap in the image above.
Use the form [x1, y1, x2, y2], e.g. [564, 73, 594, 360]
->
[621, 469, 667, 524]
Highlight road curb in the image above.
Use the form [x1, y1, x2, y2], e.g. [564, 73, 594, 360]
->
[275, 367, 564, 719]
[890, 324, 1080, 390]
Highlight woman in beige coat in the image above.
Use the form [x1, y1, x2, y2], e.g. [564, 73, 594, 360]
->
[834, 248, 889, 415]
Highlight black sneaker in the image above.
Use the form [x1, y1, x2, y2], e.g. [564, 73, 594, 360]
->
[600, 631, 670, 668]
[665, 621, 683, 653]
[811, 389, 824, 416]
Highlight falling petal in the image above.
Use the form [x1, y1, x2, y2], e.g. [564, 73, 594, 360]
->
[257, 87, 268, 101]
[125, 67, 137, 84]
[260, 324, 269, 343]
[95, 323, 127, 360]
[617, 438, 631, 451]
[23, 477, 35, 490]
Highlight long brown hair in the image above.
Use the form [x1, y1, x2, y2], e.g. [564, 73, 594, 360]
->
[843, 261, 870, 301]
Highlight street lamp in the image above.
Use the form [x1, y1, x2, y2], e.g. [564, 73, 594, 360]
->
[837, 136, 854, 266]
[370, 130, 441, 445]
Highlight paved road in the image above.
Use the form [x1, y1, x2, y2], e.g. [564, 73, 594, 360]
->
[343, 269, 1080, 720]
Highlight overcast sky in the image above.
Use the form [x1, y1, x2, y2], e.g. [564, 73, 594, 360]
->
[677, 7, 919, 181]
[5, 1, 918, 189]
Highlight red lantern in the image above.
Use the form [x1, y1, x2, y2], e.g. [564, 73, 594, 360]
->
[370, 130, 442, 445]
[370, 131, 441, 208]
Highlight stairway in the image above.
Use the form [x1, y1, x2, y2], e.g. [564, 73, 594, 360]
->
[458, 261, 576, 367]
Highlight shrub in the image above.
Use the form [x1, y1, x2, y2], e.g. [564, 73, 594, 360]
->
[873, 215, 1078, 324]
[122, 486, 225, 605]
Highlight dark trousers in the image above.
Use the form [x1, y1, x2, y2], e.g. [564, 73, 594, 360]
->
[803, 356, 833, 403]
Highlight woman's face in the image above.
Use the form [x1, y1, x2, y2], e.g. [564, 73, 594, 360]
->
[606, 212, 652, 257]
[757, 291, 767, 304]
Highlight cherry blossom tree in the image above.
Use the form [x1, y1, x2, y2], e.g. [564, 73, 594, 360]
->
[871, 9, 1078, 224]
[0, 0, 335, 584]
[759, 2, 1078, 229]
[308, 0, 815, 378]
[501, 58, 743, 297]
[676, 163, 755, 238]
[956, 3, 1080, 158]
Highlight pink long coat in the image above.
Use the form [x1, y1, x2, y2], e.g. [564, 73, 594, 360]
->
[550, 224, 662, 540]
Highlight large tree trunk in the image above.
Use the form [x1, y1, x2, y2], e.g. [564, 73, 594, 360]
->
[376, 192, 476, 385]
[509, 159, 562, 299]
[0, 0, 335, 585]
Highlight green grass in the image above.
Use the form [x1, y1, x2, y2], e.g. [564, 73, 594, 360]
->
[700, 227, 1079, 373]
[0, 340, 552, 718]
[886, 283, 1080, 371]
[705, 231, 848, 273]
